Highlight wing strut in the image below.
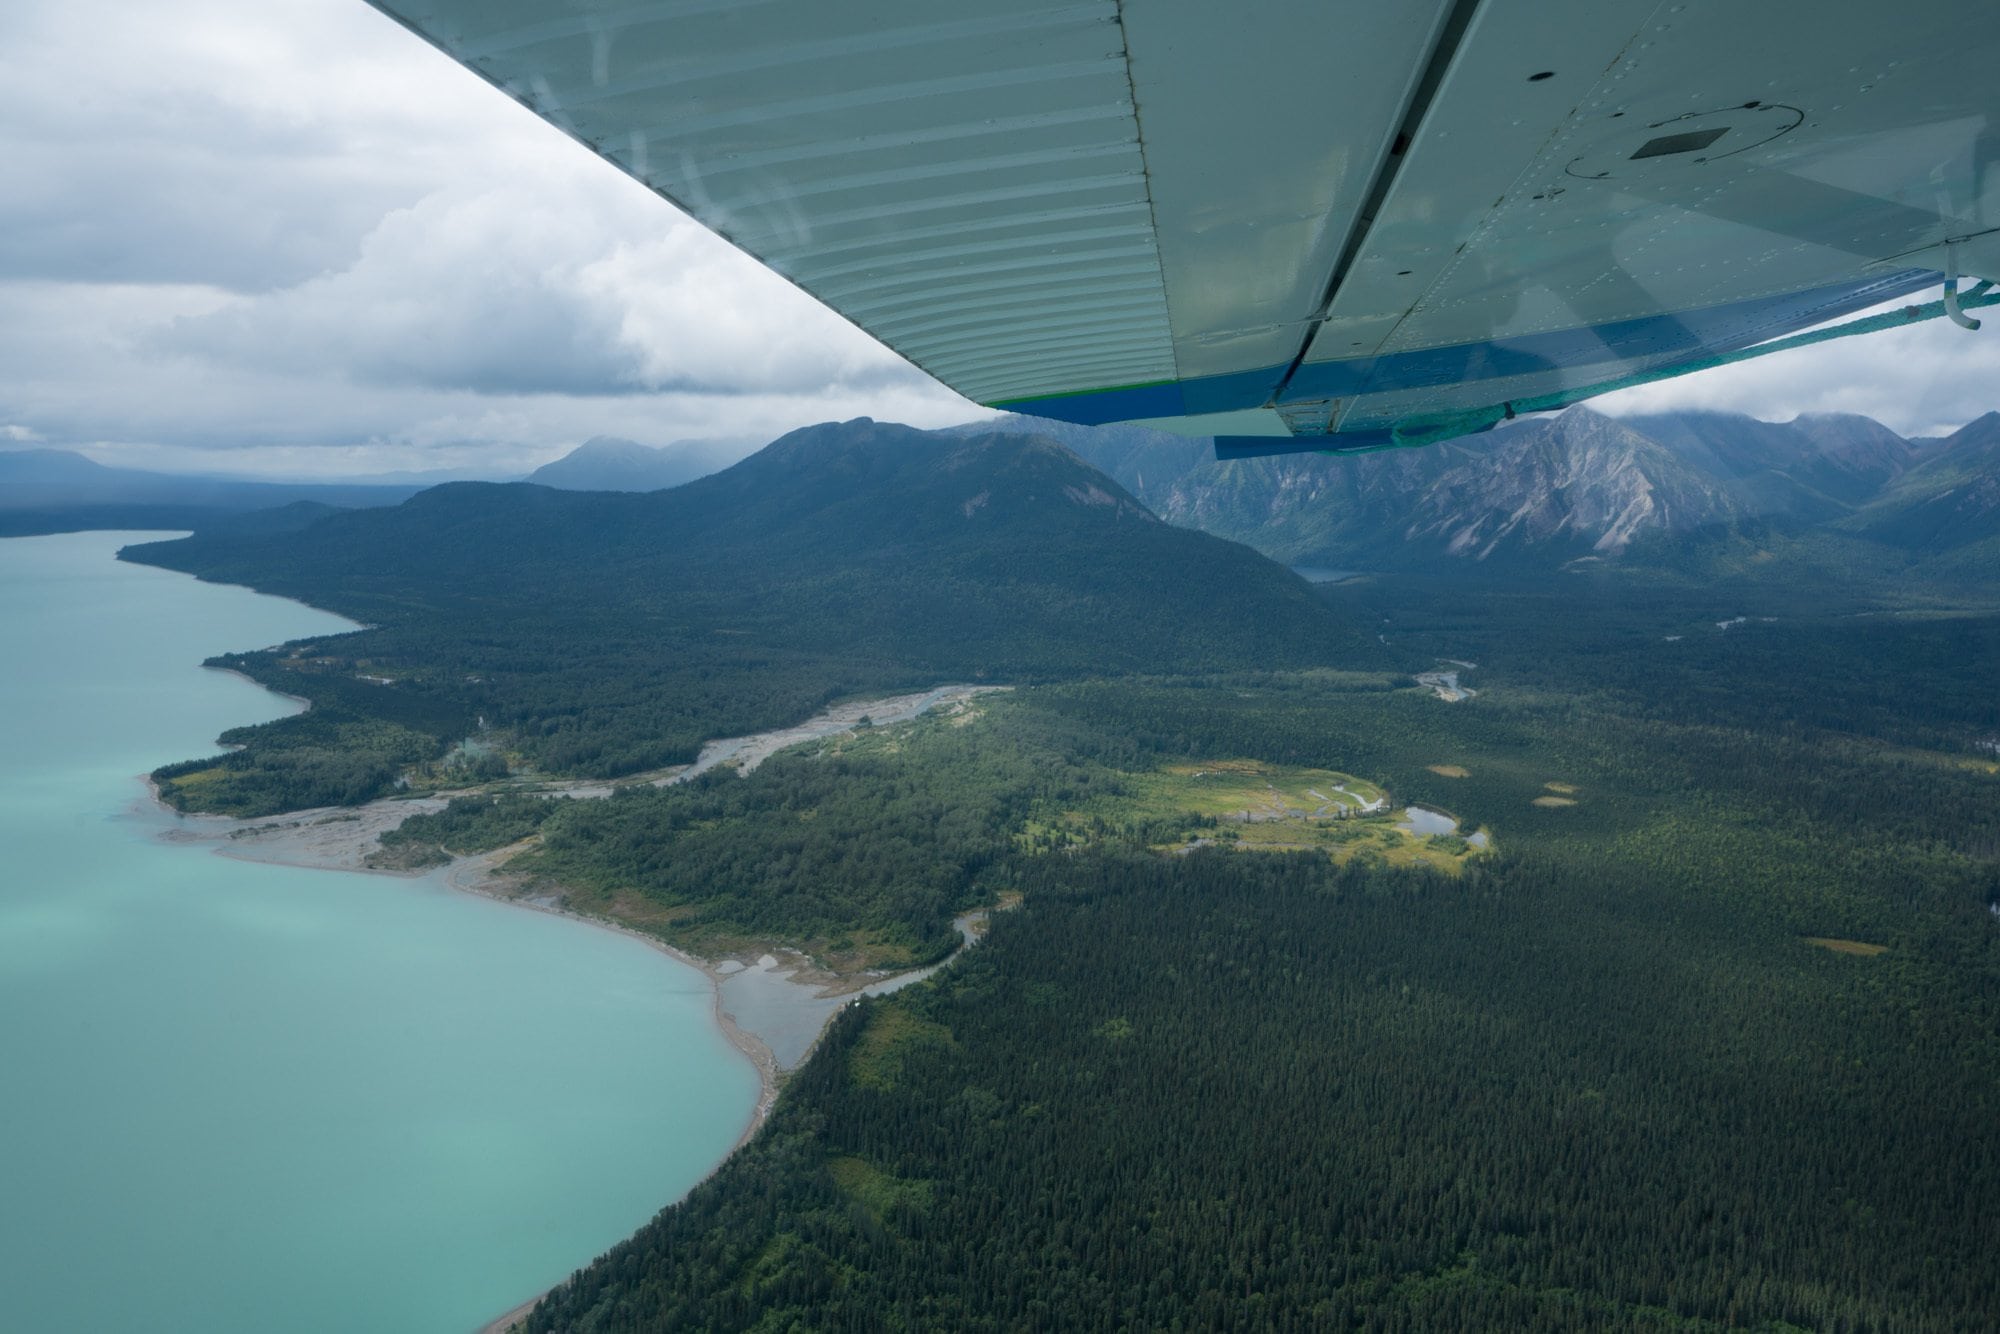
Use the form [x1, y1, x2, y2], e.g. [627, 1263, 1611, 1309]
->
[1217, 278, 1996, 459]
[1945, 242, 1984, 331]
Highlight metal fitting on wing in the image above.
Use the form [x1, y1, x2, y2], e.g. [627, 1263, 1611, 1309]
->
[1943, 241, 1983, 331]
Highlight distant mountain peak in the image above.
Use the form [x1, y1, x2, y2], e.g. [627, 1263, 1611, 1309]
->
[569, 435, 657, 457]
[0, 447, 110, 479]
[1397, 408, 1732, 561]
[527, 434, 744, 492]
[706, 417, 1157, 535]
[1947, 410, 2000, 444]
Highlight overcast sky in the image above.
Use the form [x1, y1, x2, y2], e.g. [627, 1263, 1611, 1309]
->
[5, 0, 1997, 479]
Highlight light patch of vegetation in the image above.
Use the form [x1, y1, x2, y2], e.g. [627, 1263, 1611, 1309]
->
[1804, 937, 1890, 956]
[1025, 757, 1483, 874]
[1867, 742, 2000, 776]
[828, 1155, 933, 1224]
[1428, 764, 1471, 778]
[1544, 782, 1579, 794]
[1021, 760, 1365, 838]
[1205, 816, 1466, 871]
[1533, 796, 1578, 808]
[850, 1007, 957, 1092]
[807, 930, 932, 974]
[1138, 759, 1387, 821]
[159, 767, 229, 799]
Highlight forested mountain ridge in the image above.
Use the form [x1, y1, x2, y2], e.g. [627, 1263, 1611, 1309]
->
[1033, 404, 2000, 574]
[130, 419, 1344, 650]
[123, 420, 1378, 814]
[1844, 412, 2000, 569]
[1627, 409, 1916, 511]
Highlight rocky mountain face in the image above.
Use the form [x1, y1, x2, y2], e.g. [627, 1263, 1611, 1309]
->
[1034, 406, 1998, 573]
[1391, 411, 1740, 562]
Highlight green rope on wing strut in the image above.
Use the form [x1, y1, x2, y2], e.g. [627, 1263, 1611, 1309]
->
[1342, 282, 2000, 455]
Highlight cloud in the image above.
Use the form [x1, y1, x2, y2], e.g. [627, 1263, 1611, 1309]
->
[5, 0, 1996, 478]
[0, 0, 975, 475]
[157, 166, 928, 400]
[0, 0, 459, 292]
[1595, 304, 2000, 438]
[580, 224, 930, 397]
[158, 183, 649, 396]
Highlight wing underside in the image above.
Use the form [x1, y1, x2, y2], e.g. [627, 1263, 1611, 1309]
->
[365, 0, 2000, 450]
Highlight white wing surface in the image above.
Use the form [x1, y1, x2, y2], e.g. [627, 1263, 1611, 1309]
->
[364, 0, 2000, 451]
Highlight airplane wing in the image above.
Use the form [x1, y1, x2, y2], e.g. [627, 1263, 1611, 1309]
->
[363, 0, 2000, 454]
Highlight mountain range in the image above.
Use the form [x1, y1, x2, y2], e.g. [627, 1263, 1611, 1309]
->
[0, 449, 424, 535]
[1009, 406, 2000, 578]
[0, 431, 748, 537]
[31, 401, 2000, 587]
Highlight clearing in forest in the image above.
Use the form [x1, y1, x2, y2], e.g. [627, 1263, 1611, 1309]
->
[1532, 796, 1577, 808]
[1428, 764, 1471, 778]
[1034, 759, 1482, 873]
[1804, 937, 1890, 956]
[1145, 760, 1388, 821]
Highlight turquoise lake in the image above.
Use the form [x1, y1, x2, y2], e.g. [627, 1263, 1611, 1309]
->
[0, 532, 757, 1333]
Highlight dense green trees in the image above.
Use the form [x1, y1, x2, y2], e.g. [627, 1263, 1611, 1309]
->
[147, 650, 476, 817]
[521, 580, 2000, 1332]
[531, 847, 1999, 1332]
[386, 701, 1121, 964]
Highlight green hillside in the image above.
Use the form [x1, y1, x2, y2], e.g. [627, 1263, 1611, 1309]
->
[125, 420, 1379, 814]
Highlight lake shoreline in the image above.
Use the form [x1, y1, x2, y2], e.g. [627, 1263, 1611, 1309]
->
[143, 684, 1008, 1333]
[143, 781, 878, 1133]
[142, 780, 785, 1334]
[148, 782, 819, 1333]
[9, 533, 750, 1334]
[438, 845, 786, 1155]
[150, 783, 992, 1334]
